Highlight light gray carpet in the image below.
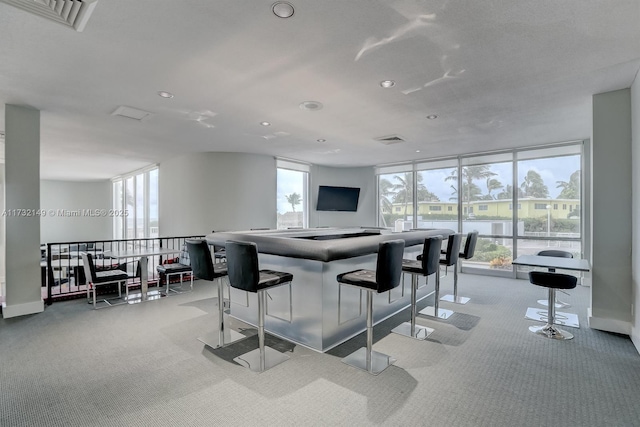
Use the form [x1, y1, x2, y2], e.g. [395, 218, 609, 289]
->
[1, 273, 639, 427]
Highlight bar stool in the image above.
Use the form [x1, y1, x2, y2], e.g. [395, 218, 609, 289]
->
[528, 271, 577, 340]
[429, 233, 462, 318]
[226, 240, 294, 373]
[536, 249, 573, 309]
[441, 231, 478, 305]
[392, 235, 442, 339]
[337, 239, 405, 375]
[186, 239, 244, 349]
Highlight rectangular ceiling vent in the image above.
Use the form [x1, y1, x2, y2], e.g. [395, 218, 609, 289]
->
[111, 106, 154, 121]
[0, 0, 98, 32]
[375, 134, 406, 145]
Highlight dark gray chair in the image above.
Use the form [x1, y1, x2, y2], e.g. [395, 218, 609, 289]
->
[81, 252, 130, 309]
[336, 239, 405, 375]
[225, 240, 294, 373]
[528, 271, 577, 340]
[157, 244, 193, 294]
[536, 249, 574, 308]
[441, 231, 478, 305]
[392, 236, 442, 340]
[186, 239, 244, 349]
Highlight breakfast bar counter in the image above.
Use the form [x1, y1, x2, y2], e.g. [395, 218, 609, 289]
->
[206, 228, 453, 352]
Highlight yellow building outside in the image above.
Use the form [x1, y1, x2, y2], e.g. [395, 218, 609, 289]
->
[389, 198, 580, 219]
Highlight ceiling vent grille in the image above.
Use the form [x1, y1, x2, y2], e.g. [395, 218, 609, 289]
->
[0, 0, 98, 32]
[375, 134, 405, 145]
[111, 106, 154, 121]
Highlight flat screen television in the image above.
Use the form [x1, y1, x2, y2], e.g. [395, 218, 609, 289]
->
[316, 185, 360, 212]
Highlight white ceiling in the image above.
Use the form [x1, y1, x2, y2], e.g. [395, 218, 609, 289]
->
[1, 0, 639, 180]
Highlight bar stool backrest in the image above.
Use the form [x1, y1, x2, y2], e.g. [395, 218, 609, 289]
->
[375, 239, 405, 293]
[537, 249, 573, 258]
[186, 239, 215, 281]
[226, 240, 260, 293]
[421, 235, 443, 276]
[442, 233, 463, 267]
[461, 231, 478, 259]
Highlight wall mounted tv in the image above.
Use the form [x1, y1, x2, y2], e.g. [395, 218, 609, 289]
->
[316, 185, 360, 212]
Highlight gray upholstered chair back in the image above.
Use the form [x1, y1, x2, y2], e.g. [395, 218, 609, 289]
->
[421, 235, 443, 275]
[81, 252, 96, 283]
[225, 240, 260, 292]
[375, 239, 405, 293]
[186, 239, 215, 281]
[461, 231, 478, 259]
[537, 250, 573, 258]
[442, 233, 463, 266]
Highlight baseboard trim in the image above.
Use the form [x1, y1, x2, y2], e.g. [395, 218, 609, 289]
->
[2, 299, 44, 318]
[587, 308, 632, 335]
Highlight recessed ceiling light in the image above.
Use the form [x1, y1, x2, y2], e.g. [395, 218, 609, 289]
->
[272, 2, 294, 18]
[426, 114, 438, 119]
[157, 91, 174, 99]
[260, 121, 271, 126]
[380, 80, 395, 88]
[416, 150, 421, 153]
[317, 139, 326, 143]
[299, 101, 323, 111]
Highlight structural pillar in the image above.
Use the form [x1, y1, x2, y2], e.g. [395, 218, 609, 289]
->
[2, 104, 43, 318]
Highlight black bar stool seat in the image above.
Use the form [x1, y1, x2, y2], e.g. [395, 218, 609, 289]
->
[392, 235, 442, 340]
[337, 239, 405, 375]
[186, 239, 244, 349]
[226, 240, 293, 373]
[528, 271, 577, 340]
[535, 249, 574, 309]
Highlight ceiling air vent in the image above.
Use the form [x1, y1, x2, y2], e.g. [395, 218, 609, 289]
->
[375, 134, 405, 145]
[0, 0, 98, 32]
[111, 106, 154, 121]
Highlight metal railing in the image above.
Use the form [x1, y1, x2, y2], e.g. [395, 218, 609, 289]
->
[43, 235, 205, 304]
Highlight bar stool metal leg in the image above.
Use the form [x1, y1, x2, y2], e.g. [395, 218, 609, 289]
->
[392, 274, 434, 339]
[420, 267, 454, 319]
[342, 290, 396, 375]
[529, 288, 574, 340]
[197, 277, 244, 349]
[233, 289, 290, 373]
[440, 266, 470, 304]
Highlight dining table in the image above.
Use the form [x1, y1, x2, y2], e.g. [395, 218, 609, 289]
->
[103, 247, 183, 303]
[512, 254, 590, 328]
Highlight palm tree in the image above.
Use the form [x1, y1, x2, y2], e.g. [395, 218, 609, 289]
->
[391, 173, 438, 218]
[446, 165, 496, 215]
[485, 178, 503, 200]
[520, 170, 549, 198]
[285, 192, 302, 212]
[556, 170, 580, 199]
[378, 178, 396, 227]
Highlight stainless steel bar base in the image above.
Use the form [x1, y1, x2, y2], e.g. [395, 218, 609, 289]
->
[537, 298, 570, 309]
[529, 323, 574, 340]
[440, 294, 470, 304]
[342, 347, 396, 375]
[419, 306, 454, 320]
[197, 329, 245, 349]
[525, 307, 579, 328]
[233, 346, 290, 373]
[391, 322, 434, 340]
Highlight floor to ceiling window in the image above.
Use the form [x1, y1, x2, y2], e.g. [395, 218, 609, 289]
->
[276, 159, 309, 230]
[112, 165, 159, 239]
[376, 142, 584, 276]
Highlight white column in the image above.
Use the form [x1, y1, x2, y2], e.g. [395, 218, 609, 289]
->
[589, 89, 632, 334]
[3, 104, 43, 318]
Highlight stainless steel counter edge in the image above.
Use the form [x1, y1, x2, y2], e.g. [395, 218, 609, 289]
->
[205, 228, 454, 262]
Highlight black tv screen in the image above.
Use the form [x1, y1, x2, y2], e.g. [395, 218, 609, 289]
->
[316, 186, 360, 212]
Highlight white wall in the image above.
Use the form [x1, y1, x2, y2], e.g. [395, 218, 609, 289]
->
[590, 89, 633, 334]
[159, 152, 277, 235]
[631, 72, 640, 352]
[309, 165, 376, 228]
[40, 180, 112, 243]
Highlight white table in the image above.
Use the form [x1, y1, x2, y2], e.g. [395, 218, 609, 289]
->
[513, 254, 590, 328]
[104, 248, 182, 303]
